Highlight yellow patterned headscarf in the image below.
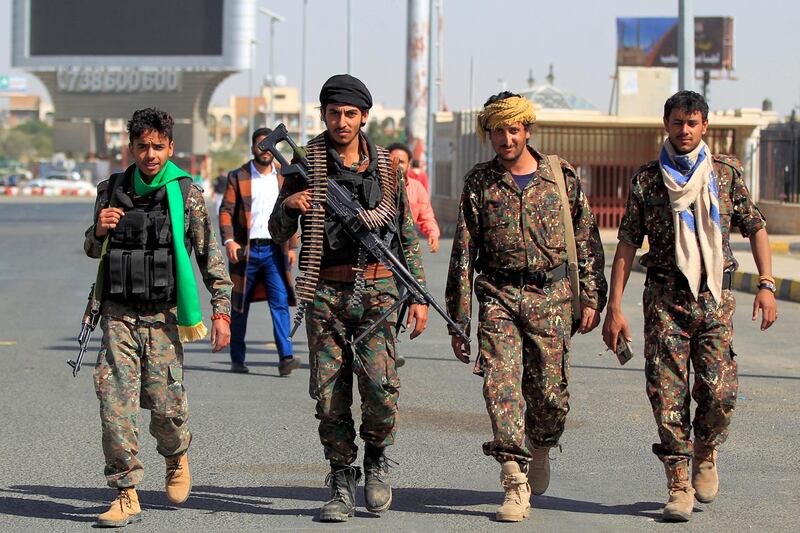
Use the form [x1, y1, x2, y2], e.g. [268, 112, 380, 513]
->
[476, 95, 536, 143]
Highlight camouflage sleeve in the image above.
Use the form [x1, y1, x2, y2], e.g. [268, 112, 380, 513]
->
[565, 163, 607, 311]
[84, 179, 110, 258]
[396, 172, 426, 290]
[445, 177, 480, 336]
[617, 173, 646, 248]
[727, 159, 767, 237]
[269, 173, 307, 245]
[187, 185, 232, 316]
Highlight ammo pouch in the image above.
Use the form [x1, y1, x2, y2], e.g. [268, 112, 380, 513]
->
[104, 174, 191, 304]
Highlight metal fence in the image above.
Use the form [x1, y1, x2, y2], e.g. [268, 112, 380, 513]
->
[760, 118, 800, 203]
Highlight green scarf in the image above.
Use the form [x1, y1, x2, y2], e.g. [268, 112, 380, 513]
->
[133, 160, 207, 342]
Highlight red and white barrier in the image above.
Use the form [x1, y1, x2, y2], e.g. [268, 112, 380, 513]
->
[0, 186, 96, 197]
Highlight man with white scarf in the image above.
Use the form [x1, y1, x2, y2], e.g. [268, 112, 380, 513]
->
[602, 91, 777, 522]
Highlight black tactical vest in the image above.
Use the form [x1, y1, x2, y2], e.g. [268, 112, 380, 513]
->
[321, 159, 403, 267]
[104, 170, 191, 304]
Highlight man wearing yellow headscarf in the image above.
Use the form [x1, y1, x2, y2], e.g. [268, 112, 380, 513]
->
[446, 92, 607, 522]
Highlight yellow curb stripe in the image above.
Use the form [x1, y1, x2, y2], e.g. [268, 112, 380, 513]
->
[770, 242, 790, 254]
[0, 341, 17, 346]
[789, 280, 800, 302]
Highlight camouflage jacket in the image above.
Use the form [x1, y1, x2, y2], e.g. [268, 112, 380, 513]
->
[268, 133, 426, 288]
[84, 169, 232, 316]
[446, 146, 607, 334]
[618, 155, 766, 271]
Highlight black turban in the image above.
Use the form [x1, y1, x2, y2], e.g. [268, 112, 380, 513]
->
[319, 74, 373, 110]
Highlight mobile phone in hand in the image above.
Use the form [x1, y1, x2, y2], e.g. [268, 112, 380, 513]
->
[616, 336, 634, 365]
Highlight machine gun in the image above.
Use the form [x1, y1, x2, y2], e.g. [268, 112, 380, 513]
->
[257, 124, 470, 347]
[68, 284, 100, 376]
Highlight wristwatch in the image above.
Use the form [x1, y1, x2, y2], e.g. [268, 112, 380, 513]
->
[758, 281, 776, 293]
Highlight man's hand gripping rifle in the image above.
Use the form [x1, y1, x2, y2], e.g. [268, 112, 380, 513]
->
[68, 284, 101, 376]
[257, 124, 470, 347]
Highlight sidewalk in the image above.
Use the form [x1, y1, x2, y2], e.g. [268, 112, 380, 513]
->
[600, 229, 800, 303]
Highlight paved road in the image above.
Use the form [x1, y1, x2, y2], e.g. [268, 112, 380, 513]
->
[0, 200, 797, 532]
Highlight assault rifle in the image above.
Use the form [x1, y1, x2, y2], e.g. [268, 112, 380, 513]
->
[257, 124, 470, 347]
[68, 284, 100, 376]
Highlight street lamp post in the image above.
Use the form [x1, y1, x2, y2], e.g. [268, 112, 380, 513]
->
[258, 7, 286, 128]
[300, 0, 308, 144]
[248, 38, 258, 136]
[347, 0, 353, 74]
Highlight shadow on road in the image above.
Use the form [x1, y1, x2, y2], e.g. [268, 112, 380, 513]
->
[572, 364, 800, 381]
[1, 484, 676, 524]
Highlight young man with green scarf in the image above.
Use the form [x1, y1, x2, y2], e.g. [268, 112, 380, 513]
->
[84, 107, 232, 527]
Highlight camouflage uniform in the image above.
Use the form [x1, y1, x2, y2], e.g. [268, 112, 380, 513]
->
[269, 135, 425, 465]
[446, 147, 607, 463]
[617, 155, 765, 461]
[85, 179, 232, 488]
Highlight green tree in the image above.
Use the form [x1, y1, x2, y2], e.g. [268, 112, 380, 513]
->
[210, 144, 251, 174]
[0, 120, 53, 163]
[366, 118, 404, 147]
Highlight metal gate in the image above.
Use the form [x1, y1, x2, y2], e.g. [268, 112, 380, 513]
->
[760, 118, 800, 203]
[437, 111, 737, 229]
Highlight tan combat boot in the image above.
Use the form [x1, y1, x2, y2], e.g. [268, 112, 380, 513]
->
[96, 488, 142, 528]
[496, 461, 531, 522]
[662, 459, 695, 522]
[165, 452, 192, 504]
[692, 441, 719, 503]
[528, 444, 552, 495]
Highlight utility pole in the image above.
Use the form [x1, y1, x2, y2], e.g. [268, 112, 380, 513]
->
[425, 0, 437, 184]
[404, 0, 429, 168]
[347, 0, 353, 74]
[259, 8, 286, 128]
[678, 0, 694, 91]
[300, 0, 308, 144]
[248, 38, 257, 136]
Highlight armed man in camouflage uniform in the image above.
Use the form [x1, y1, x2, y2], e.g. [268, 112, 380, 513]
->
[602, 91, 778, 522]
[268, 74, 428, 522]
[445, 92, 607, 522]
[84, 108, 232, 527]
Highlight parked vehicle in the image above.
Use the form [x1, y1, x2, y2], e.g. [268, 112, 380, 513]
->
[29, 172, 95, 193]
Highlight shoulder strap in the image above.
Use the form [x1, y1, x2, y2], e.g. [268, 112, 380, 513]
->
[106, 172, 125, 208]
[547, 155, 581, 320]
[178, 176, 192, 204]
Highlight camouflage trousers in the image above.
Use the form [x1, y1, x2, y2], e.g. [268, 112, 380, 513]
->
[93, 301, 191, 488]
[475, 276, 572, 463]
[643, 281, 737, 462]
[306, 277, 401, 465]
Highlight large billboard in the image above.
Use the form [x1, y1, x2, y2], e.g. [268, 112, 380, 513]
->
[616, 17, 734, 71]
[12, 0, 254, 70]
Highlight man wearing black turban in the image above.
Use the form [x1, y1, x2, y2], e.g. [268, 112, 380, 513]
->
[269, 74, 429, 522]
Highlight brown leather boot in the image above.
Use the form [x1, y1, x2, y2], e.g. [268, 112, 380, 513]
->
[692, 441, 719, 503]
[663, 459, 695, 522]
[496, 461, 531, 522]
[165, 452, 192, 504]
[528, 445, 552, 495]
[96, 488, 142, 528]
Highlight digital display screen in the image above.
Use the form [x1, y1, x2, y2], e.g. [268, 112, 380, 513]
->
[29, 0, 224, 56]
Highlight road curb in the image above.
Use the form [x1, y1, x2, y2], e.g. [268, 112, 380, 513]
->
[629, 262, 800, 303]
[728, 241, 800, 254]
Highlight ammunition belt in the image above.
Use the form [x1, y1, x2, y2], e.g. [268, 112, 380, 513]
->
[293, 133, 397, 308]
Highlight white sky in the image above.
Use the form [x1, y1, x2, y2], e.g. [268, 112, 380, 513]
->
[1, 0, 799, 116]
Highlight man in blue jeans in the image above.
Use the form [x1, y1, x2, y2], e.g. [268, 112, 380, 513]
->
[219, 127, 300, 375]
